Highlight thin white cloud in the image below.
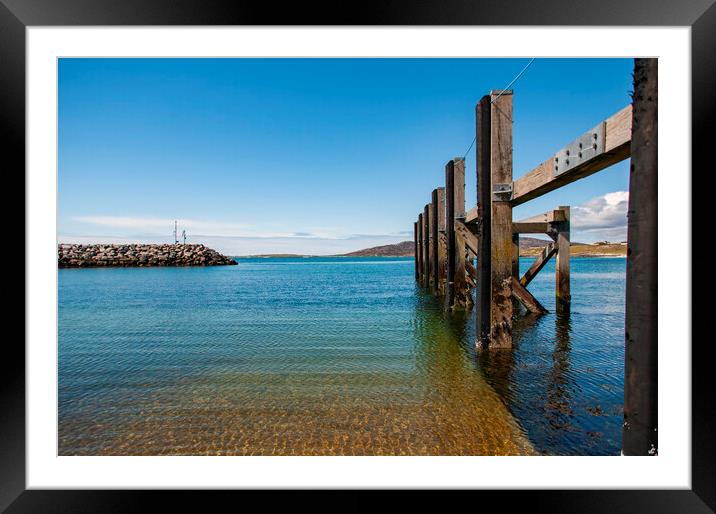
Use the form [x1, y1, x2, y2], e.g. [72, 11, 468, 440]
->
[57, 233, 409, 256]
[571, 191, 629, 242]
[65, 215, 411, 254]
[71, 215, 410, 242]
[73, 216, 270, 237]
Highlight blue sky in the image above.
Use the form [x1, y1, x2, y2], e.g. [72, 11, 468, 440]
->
[58, 58, 633, 255]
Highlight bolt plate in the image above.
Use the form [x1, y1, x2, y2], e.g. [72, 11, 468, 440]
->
[492, 182, 513, 201]
[554, 122, 606, 176]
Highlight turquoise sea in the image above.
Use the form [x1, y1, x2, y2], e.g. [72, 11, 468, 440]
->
[58, 256, 625, 455]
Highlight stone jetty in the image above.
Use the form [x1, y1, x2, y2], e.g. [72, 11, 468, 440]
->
[58, 244, 237, 268]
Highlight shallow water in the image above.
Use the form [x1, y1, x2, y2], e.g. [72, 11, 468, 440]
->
[58, 256, 625, 455]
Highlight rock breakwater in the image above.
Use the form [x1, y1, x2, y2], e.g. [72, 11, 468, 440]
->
[58, 244, 237, 268]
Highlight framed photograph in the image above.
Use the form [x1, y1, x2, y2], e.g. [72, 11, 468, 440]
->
[4, 0, 712, 509]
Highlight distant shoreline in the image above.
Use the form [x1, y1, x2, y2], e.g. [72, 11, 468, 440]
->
[236, 251, 626, 259]
[237, 242, 627, 259]
[519, 243, 627, 258]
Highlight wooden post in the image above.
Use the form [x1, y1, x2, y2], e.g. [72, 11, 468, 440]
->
[414, 221, 419, 280]
[454, 157, 466, 219]
[512, 233, 520, 280]
[445, 160, 455, 309]
[555, 206, 571, 313]
[427, 202, 435, 291]
[417, 213, 423, 285]
[489, 89, 514, 348]
[453, 157, 469, 308]
[431, 189, 440, 294]
[476, 95, 492, 345]
[437, 187, 447, 294]
[511, 232, 521, 312]
[423, 204, 431, 288]
[623, 58, 657, 456]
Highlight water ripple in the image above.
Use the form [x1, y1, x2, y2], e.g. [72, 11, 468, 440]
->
[59, 256, 624, 455]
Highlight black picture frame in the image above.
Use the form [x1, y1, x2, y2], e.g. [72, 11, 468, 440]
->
[3, 0, 712, 510]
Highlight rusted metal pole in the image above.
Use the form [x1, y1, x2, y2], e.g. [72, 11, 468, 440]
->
[445, 160, 456, 310]
[623, 57, 658, 456]
[476, 95, 492, 346]
[431, 189, 440, 294]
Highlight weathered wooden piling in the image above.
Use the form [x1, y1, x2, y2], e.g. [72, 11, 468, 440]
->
[511, 233, 520, 280]
[476, 95, 492, 344]
[555, 205, 571, 313]
[414, 221, 419, 280]
[431, 189, 440, 294]
[417, 213, 423, 285]
[623, 57, 658, 456]
[424, 204, 431, 288]
[453, 157, 472, 308]
[428, 202, 435, 290]
[454, 157, 466, 219]
[436, 187, 447, 295]
[488, 90, 514, 348]
[445, 160, 456, 309]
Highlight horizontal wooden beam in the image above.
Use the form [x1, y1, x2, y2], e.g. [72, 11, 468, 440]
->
[513, 222, 550, 234]
[511, 105, 632, 206]
[512, 277, 548, 314]
[465, 206, 479, 225]
[516, 209, 566, 224]
[520, 242, 557, 288]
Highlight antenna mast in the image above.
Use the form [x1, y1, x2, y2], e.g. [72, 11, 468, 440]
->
[173, 220, 178, 244]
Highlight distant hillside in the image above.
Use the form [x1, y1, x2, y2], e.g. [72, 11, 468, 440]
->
[340, 238, 553, 257]
[519, 236, 552, 249]
[339, 236, 624, 258]
[340, 241, 414, 257]
[520, 236, 590, 248]
[521, 242, 626, 257]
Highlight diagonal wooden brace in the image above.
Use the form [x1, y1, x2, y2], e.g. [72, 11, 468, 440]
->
[520, 242, 557, 288]
[512, 277, 548, 314]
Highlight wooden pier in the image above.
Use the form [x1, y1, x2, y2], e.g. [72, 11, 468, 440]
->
[412, 59, 657, 455]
